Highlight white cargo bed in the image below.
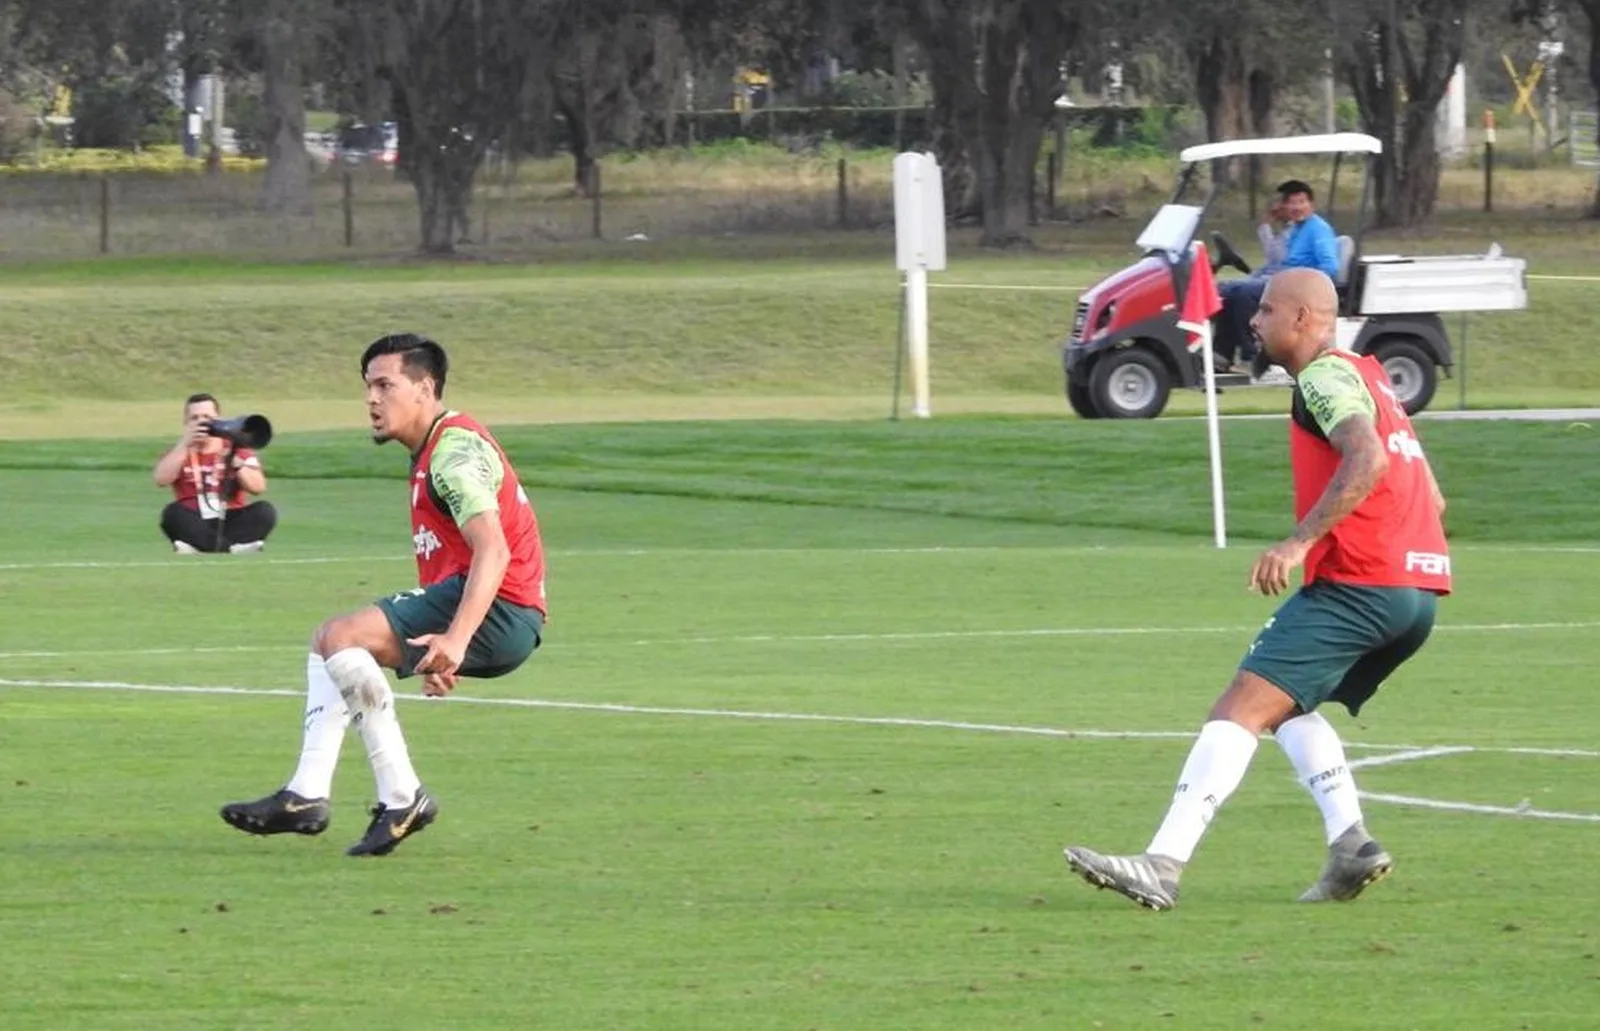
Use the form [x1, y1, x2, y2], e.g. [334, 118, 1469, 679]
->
[1357, 252, 1528, 315]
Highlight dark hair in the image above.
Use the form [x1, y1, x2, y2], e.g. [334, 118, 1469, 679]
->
[361, 333, 448, 398]
[184, 392, 219, 412]
[1277, 179, 1315, 202]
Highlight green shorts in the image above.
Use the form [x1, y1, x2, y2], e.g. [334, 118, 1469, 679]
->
[375, 575, 543, 679]
[1238, 581, 1438, 717]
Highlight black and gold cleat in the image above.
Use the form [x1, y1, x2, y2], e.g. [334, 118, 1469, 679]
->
[220, 788, 330, 837]
[345, 788, 439, 857]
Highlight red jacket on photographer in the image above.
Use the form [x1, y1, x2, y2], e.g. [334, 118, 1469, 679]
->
[152, 393, 277, 554]
[169, 446, 262, 514]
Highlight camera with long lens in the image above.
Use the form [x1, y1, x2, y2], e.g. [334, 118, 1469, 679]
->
[204, 414, 273, 449]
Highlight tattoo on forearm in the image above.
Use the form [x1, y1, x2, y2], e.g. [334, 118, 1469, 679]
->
[1293, 417, 1386, 544]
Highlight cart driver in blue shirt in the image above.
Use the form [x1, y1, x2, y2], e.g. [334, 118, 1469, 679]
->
[1215, 180, 1341, 371]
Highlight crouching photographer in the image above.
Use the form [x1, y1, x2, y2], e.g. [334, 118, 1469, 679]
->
[152, 393, 277, 554]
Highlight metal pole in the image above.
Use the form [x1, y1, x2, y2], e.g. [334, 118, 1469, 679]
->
[1458, 313, 1468, 410]
[837, 158, 848, 228]
[1053, 116, 1066, 198]
[1328, 153, 1343, 219]
[1484, 140, 1494, 212]
[1046, 152, 1058, 220]
[906, 266, 931, 418]
[890, 275, 907, 421]
[1324, 49, 1337, 133]
[343, 172, 354, 247]
[1028, 159, 1039, 226]
[99, 176, 110, 254]
[1352, 151, 1373, 258]
[1484, 110, 1496, 213]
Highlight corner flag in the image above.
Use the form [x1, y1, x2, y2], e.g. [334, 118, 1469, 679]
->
[1176, 242, 1222, 348]
[1175, 241, 1228, 549]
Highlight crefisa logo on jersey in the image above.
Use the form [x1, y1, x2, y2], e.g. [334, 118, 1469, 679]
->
[1386, 430, 1425, 462]
[413, 525, 443, 560]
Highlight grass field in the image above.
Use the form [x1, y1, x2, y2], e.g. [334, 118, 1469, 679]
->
[1, 418, 1597, 1029]
[3, 217, 1600, 437]
[1, 201, 1597, 1027]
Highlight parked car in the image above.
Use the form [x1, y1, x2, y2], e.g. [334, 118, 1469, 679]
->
[336, 122, 398, 167]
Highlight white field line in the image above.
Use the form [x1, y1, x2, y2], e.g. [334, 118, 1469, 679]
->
[2, 676, 1596, 764]
[0, 546, 1123, 572]
[923, 273, 1599, 294]
[4, 542, 1600, 573]
[928, 283, 1085, 292]
[610, 620, 1600, 647]
[0, 678, 1204, 740]
[1348, 745, 1476, 769]
[4, 676, 1596, 823]
[3, 618, 1598, 663]
[1357, 792, 1600, 824]
[0, 555, 405, 571]
[1464, 545, 1600, 555]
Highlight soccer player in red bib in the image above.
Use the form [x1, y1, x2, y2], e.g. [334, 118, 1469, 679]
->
[221, 334, 547, 856]
[1064, 269, 1450, 910]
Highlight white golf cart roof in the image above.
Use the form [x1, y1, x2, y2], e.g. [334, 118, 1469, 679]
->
[1178, 132, 1382, 164]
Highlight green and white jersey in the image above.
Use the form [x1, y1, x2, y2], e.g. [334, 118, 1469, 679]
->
[1295, 352, 1377, 437]
[428, 426, 505, 526]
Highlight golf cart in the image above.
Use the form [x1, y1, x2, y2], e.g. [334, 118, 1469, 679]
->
[1061, 133, 1529, 419]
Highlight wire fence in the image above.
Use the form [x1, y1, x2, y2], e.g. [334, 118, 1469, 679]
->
[1574, 111, 1600, 169]
[0, 149, 1595, 262]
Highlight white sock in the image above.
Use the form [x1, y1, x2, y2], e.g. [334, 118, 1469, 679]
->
[1275, 711, 1364, 844]
[285, 652, 349, 800]
[1146, 720, 1260, 863]
[324, 647, 421, 810]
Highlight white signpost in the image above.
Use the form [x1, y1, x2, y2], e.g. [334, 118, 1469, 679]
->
[893, 152, 947, 419]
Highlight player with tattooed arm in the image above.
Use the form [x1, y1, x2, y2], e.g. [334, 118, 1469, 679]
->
[1063, 268, 1450, 910]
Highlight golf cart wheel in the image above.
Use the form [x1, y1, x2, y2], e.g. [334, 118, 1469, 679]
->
[1067, 379, 1103, 419]
[1089, 347, 1172, 420]
[1370, 337, 1438, 415]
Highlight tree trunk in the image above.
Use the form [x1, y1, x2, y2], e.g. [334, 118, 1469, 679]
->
[975, 113, 1045, 248]
[411, 158, 446, 253]
[560, 93, 595, 196]
[1586, 2, 1600, 217]
[901, 0, 1075, 247]
[1394, 105, 1441, 226]
[182, 68, 202, 159]
[1248, 69, 1274, 194]
[361, 0, 539, 254]
[260, 3, 310, 215]
[1195, 34, 1250, 188]
[918, 32, 979, 220]
[1340, 2, 1463, 228]
[408, 143, 479, 254]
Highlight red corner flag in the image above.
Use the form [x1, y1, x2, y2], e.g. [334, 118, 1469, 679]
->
[1177, 241, 1222, 353]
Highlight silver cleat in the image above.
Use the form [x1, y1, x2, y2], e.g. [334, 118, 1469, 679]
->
[1299, 821, 1393, 902]
[1063, 846, 1183, 911]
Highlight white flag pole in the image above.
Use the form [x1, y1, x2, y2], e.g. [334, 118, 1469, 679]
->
[1199, 319, 1228, 549]
[893, 152, 946, 421]
[1178, 241, 1227, 549]
[906, 265, 931, 418]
